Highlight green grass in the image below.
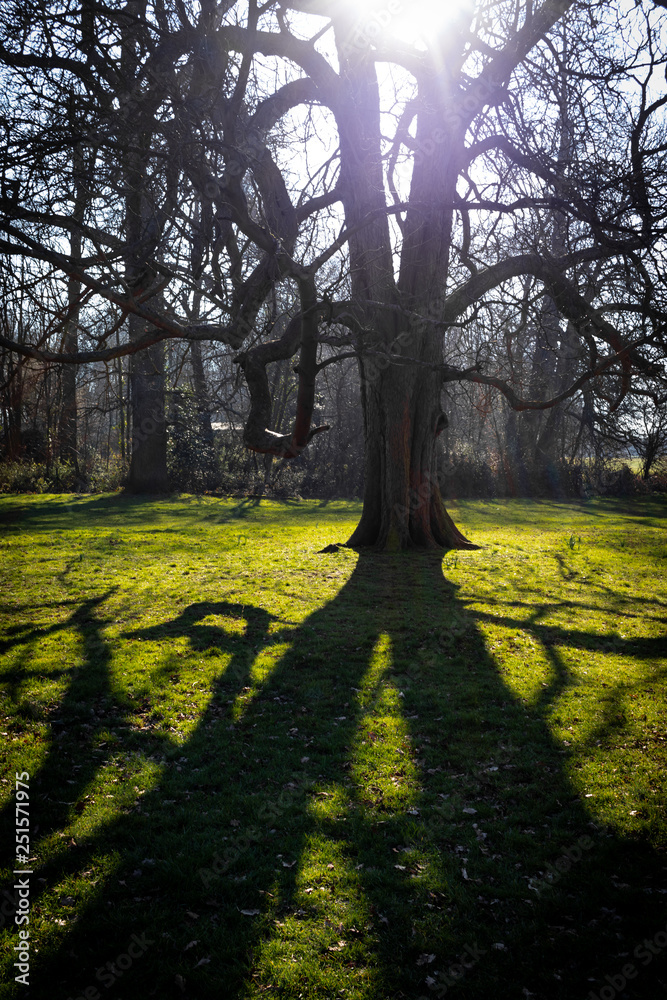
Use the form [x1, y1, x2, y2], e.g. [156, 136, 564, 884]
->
[0, 493, 666, 1000]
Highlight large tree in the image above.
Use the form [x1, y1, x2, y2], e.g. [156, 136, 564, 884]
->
[0, 0, 666, 544]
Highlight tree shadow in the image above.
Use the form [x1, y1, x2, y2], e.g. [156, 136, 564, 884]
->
[229, 497, 263, 517]
[2, 556, 666, 1000]
[0, 597, 277, 935]
[470, 602, 667, 661]
[122, 600, 283, 658]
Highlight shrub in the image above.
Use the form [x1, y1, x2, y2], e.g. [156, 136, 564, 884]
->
[440, 453, 502, 499]
[167, 391, 221, 492]
[0, 460, 77, 493]
[86, 457, 127, 493]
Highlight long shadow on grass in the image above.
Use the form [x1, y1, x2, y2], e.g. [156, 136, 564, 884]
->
[0, 591, 121, 939]
[5, 554, 667, 1000]
[0, 598, 275, 944]
[0, 591, 117, 845]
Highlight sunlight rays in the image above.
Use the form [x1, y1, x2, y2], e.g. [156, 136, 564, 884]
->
[389, 0, 472, 46]
[350, 0, 473, 49]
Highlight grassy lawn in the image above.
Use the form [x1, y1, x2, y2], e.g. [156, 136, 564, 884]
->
[0, 493, 666, 1000]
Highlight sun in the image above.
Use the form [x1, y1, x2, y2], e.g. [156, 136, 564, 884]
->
[352, 0, 475, 48]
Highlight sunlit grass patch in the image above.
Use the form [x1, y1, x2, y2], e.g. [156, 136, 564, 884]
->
[349, 635, 422, 816]
[251, 835, 381, 998]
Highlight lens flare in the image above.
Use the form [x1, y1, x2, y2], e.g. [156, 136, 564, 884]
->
[356, 0, 474, 48]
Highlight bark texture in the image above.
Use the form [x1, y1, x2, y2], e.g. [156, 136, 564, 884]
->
[348, 362, 476, 550]
[127, 317, 169, 493]
[121, 0, 169, 493]
[335, 19, 474, 550]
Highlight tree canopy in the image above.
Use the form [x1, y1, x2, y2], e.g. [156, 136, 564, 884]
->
[1, 0, 666, 544]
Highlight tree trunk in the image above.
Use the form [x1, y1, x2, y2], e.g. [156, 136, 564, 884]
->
[335, 21, 473, 551]
[59, 356, 77, 465]
[120, 0, 169, 494]
[520, 35, 580, 494]
[116, 330, 126, 464]
[60, 112, 85, 472]
[641, 430, 661, 480]
[126, 317, 169, 493]
[3, 353, 23, 460]
[59, 267, 79, 473]
[190, 339, 214, 448]
[347, 360, 475, 550]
